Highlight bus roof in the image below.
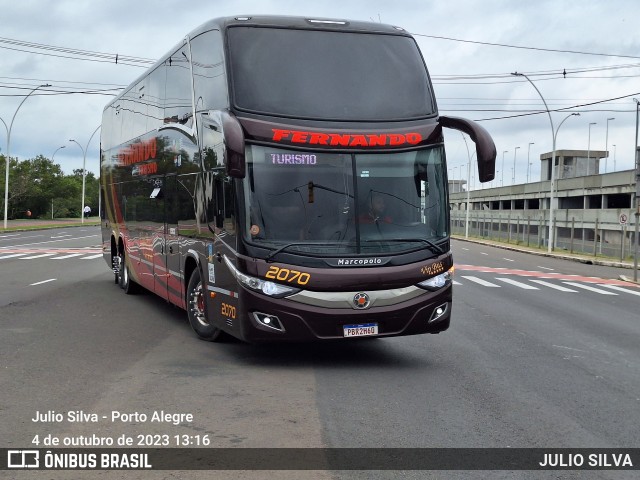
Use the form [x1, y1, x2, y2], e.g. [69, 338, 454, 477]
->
[104, 15, 414, 112]
[194, 15, 411, 37]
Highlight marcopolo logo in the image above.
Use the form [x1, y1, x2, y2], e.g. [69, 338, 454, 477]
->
[7, 450, 39, 469]
[337, 258, 383, 266]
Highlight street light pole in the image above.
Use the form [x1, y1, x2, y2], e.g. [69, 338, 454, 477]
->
[511, 72, 579, 253]
[460, 133, 475, 238]
[604, 117, 615, 174]
[613, 144, 617, 171]
[51, 145, 66, 162]
[501, 150, 508, 186]
[512, 146, 520, 184]
[527, 142, 535, 182]
[587, 122, 596, 176]
[633, 99, 639, 282]
[3, 84, 50, 229]
[70, 125, 101, 224]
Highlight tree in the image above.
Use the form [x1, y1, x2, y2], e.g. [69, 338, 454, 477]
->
[0, 154, 98, 219]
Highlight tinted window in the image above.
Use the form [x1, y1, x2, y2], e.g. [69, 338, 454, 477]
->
[164, 46, 193, 128]
[190, 30, 228, 111]
[228, 27, 434, 121]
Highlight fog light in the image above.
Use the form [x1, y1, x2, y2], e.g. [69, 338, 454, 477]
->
[253, 312, 285, 332]
[428, 303, 449, 323]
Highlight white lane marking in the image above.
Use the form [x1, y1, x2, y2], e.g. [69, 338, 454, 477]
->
[0, 253, 28, 259]
[598, 284, 640, 297]
[52, 253, 83, 260]
[538, 266, 555, 271]
[503, 258, 515, 262]
[5, 234, 99, 248]
[452, 280, 463, 285]
[480, 252, 489, 256]
[30, 278, 57, 286]
[50, 234, 73, 239]
[461, 248, 469, 251]
[20, 253, 56, 260]
[496, 277, 539, 290]
[0, 233, 22, 238]
[553, 345, 589, 353]
[0, 233, 45, 241]
[81, 254, 103, 260]
[529, 280, 578, 292]
[460, 276, 500, 287]
[563, 282, 618, 295]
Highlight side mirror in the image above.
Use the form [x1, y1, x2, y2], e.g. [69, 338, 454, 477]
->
[439, 116, 496, 183]
[220, 111, 246, 178]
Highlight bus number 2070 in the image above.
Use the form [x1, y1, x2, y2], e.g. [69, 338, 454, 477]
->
[265, 266, 311, 285]
[221, 303, 236, 319]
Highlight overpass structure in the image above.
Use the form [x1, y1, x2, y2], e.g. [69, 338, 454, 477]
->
[449, 150, 637, 260]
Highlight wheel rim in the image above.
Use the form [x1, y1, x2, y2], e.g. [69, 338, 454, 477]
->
[190, 282, 209, 327]
[122, 261, 128, 286]
[118, 254, 124, 285]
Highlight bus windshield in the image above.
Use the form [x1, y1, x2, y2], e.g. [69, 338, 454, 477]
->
[227, 26, 435, 121]
[243, 145, 448, 257]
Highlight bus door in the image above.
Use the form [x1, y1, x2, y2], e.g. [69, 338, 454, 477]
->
[210, 175, 240, 333]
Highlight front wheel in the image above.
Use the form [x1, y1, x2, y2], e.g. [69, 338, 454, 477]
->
[186, 268, 223, 342]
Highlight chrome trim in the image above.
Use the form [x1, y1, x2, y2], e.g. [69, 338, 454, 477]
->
[288, 285, 427, 309]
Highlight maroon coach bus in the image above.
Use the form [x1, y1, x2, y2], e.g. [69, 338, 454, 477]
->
[100, 15, 496, 342]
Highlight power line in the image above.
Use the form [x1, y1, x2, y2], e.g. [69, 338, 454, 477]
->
[0, 75, 126, 88]
[468, 91, 640, 122]
[412, 32, 640, 60]
[0, 36, 154, 63]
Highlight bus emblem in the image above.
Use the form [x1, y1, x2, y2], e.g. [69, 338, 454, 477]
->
[353, 292, 370, 309]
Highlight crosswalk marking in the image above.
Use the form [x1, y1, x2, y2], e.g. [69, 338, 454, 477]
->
[562, 282, 618, 295]
[20, 253, 56, 260]
[460, 276, 500, 287]
[496, 277, 539, 290]
[529, 280, 578, 292]
[30, 278, 57, 286]
[0, 253, 27, 259]
[52, 253, 83, 259]
[598, 284, 640, 296]
[454, 276, 640, 298]
[80, 254, 103, 260]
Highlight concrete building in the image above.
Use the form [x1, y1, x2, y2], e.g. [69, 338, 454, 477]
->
[449, 149, 638, 259]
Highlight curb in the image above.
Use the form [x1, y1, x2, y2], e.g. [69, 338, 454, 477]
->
[619, 275, 640, 285]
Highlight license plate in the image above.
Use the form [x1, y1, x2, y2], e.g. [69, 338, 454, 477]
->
[343, 323, 378, 337]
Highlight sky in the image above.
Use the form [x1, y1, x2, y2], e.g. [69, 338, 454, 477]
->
[1, 0, 639, 188]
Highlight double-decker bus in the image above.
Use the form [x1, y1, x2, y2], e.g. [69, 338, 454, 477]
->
[100, 15, 496, 342]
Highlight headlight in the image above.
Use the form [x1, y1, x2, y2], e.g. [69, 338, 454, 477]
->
[223, 256, 300, 298]
[417, 267, 453, 291]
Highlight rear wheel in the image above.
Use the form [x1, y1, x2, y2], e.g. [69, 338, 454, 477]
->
[118, 252, 138, 294]
[187, 268, 223, 341]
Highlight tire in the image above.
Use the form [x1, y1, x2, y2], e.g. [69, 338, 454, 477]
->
[186, 268, 224, 341]
[118, 252, 138, 294]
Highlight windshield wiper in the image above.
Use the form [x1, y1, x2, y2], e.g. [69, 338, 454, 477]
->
[265, 242, 339, 262]
[363, 238, 446, 255]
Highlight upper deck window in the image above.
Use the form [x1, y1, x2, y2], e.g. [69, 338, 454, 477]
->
[227, 26, 435, 121]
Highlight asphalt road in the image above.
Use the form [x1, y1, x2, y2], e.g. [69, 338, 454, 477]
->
[0, 228, 638, 479]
